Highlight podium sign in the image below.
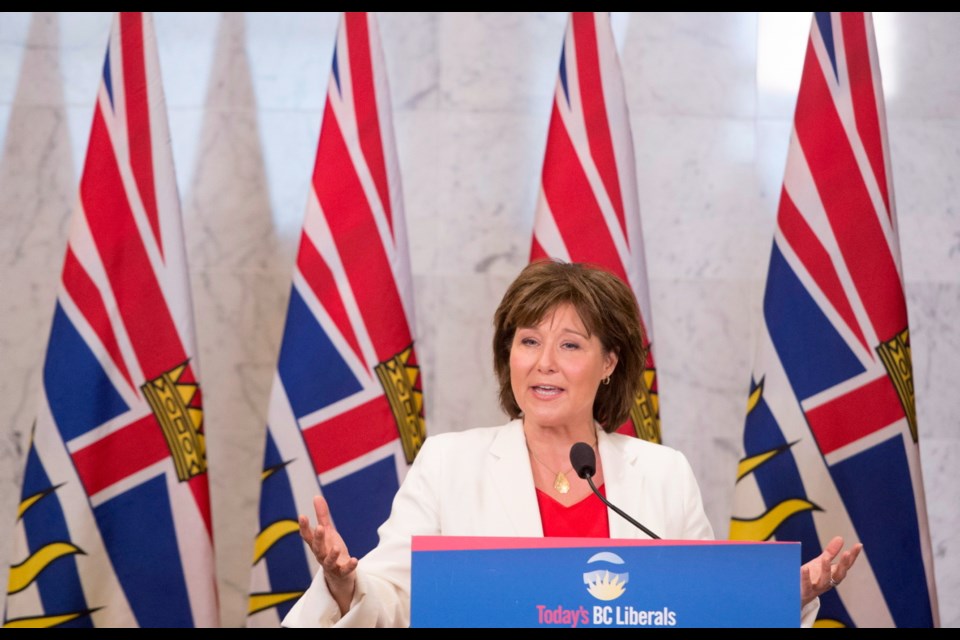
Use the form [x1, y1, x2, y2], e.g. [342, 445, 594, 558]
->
[411, 536, 799, 628]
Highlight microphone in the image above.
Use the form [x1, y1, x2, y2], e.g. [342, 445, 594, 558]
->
[570, 442, 661, 540]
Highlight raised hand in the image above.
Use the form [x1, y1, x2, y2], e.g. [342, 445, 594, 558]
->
[800, 535, 863, 607]
[299, 494, 359, 614]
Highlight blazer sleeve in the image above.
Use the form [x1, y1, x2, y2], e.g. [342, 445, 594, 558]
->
[671, 447, 715, 541]
[282, 436, 445, 628]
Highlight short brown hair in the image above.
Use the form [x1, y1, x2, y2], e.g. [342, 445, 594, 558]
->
[492, 259, 648, 432]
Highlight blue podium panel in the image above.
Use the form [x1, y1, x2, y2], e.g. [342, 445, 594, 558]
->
[411, 536, 800, 628]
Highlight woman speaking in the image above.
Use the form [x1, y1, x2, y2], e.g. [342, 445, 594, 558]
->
[282, 260, 861, 627]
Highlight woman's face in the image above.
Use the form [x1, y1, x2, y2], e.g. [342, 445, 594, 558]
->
[509, 303, 617, 431]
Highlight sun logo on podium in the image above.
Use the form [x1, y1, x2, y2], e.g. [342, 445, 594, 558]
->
[583, 551, 629, 601]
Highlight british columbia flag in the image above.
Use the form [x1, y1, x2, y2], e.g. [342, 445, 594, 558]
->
[4, 13, 219, 628]
[531, 12, 659, 442]
[729, 13, 938, 627]
[246, 12, 424, 626]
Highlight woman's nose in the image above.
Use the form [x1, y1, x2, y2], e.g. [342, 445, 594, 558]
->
[536, 347, 556, 372]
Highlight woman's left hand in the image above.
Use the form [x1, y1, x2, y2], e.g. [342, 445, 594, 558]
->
[800, 535, 863, 606]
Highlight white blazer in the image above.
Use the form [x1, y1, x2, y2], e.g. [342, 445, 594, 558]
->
[283, 419, 714, 628]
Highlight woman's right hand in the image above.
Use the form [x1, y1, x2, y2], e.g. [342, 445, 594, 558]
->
[299, 494, 359, 615]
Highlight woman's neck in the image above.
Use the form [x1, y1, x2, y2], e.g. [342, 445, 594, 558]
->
[522, 417, 602, 506]
[522, 417, 598, 447]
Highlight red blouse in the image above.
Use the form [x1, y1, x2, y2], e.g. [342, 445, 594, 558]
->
[536, 484, 610, 538]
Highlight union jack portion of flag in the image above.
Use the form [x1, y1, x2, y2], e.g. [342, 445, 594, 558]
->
[246, 12, 424, 627]
[4, 12, 219, 628]
[530, 12, 659, 442]
[730, 12, 938, 627]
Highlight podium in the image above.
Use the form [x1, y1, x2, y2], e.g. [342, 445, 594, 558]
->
[411, 536, 800, 628]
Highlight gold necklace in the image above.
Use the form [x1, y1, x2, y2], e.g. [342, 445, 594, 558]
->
[527, 445, 574, 494]
[524, 437, 597, 495]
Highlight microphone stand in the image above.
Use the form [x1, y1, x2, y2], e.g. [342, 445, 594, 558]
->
[584, 473, 660, 540]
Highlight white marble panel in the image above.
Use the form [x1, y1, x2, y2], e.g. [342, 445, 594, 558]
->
[754, 118, 793, 214]
[0, 13, 30, 112]
[409, 273, 441, 423]
[666, 430, 744, 540]
[633, 114, 768, 280]
[181, 59, 293, 620]
[0, 104, 8, 171]
[755, 12, 809, 120]
[879, 12, 960, 119]
[154, 13, 219, 194]
[0, 32, 76, 450]
[57, 13, 110, 108]
[0, 16, 76, 611]
[153, 12, 219, 109]
[0, 103, 74, 280]
[433, 110, 546, 277]
[254, 109, 322, 245]
[424, 273, 515, 436]
[379, 12, 440, 111]
[0, 14, 31, 57]
[393, 108, 441, 275]
[650, 278, 760, 443]
[166, 108, 205, 211]
[920, 437, 960, 628]
[891, 119, 960, 285]
[242, 12, 336, 112]
[179, 21, 289, 274]
[5, 13, 66, 109]
[900, 213, 960, 287]
[622, 12, 757, 118]
[178, 12, 268, 272]
[437, 12, 565, 114]
[63, 103, 93, 179]
[192, 268, 290, 628]
[182, 105, 285, 273]
[646, 277, 762, 535]
[907, 282, 960, 442]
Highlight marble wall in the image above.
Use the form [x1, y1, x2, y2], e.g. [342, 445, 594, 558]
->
[0, 12, 956, 627]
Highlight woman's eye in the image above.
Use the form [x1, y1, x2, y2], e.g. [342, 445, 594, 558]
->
[520, 337, 538, 346]
[562, 342, 580, 350]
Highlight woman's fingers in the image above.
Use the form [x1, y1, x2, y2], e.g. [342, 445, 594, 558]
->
[314, 494, 334, 529]
[341, 556, 359, 576]
[320, 533, 341, 570]
[300, 495, 358, 579]
[298, 514, 313, 544]
[832, 543, 863, 583]
[801, 537, 863, 606]
[811, 551, 830, 593]
[821, 535, 844, 561]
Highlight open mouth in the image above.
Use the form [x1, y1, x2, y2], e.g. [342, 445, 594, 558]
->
[531, 385, 563, 398]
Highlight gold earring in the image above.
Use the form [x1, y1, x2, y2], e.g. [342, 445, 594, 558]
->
[602, 376, 611, 385]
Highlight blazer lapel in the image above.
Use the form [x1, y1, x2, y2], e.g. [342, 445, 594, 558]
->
[488, 420, 544, 537]
[599, 429, 652, 540]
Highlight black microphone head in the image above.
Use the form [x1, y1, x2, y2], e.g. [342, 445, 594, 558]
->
[570, 442, 596, 479]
